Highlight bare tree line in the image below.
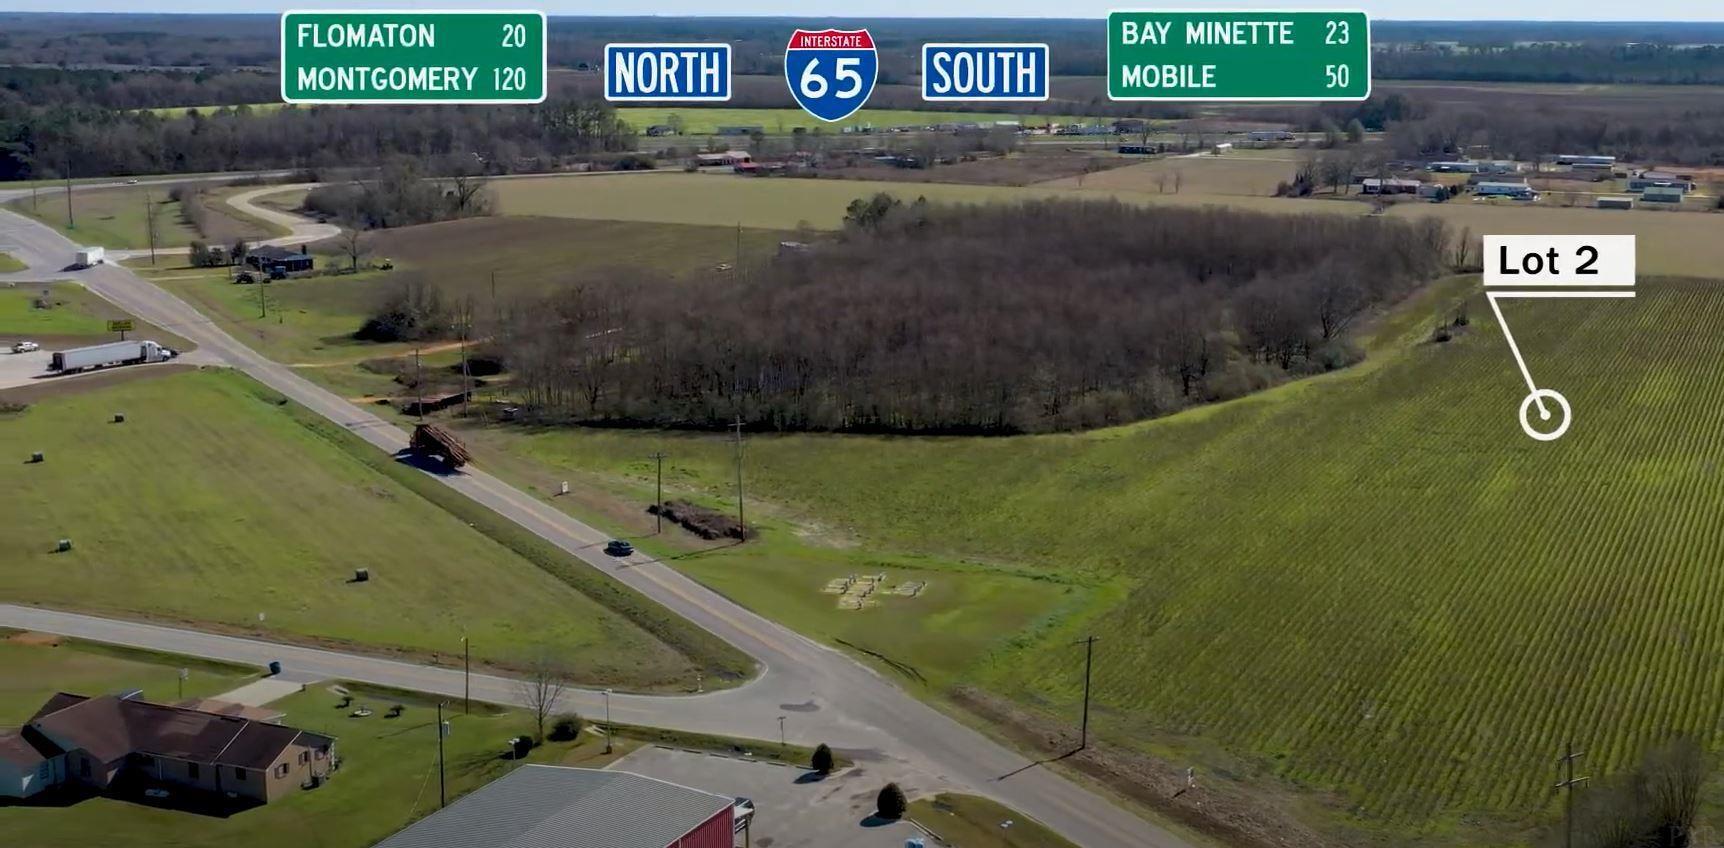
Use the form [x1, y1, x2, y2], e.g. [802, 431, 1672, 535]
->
[462, 199, 1452, 435]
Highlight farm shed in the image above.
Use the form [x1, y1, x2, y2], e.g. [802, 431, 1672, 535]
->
[694, 151, 751, 167]
[1363, 178, 1423, 195]
[373, 765, 738, 848]
[1476, 181, 1539, 199]
[1642, 186, 1687, 203]
[1597, 196, 1636, 210]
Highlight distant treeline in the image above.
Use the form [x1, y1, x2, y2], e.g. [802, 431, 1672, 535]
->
[1385, 101, 1724, 166]
[1376, 44, 1724, 86]
[0, 66, 277, 110]
[0, 98, 634, 181]
[473, 199, 1452, 435]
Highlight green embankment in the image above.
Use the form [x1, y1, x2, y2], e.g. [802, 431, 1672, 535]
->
[0, 369, 745, 689]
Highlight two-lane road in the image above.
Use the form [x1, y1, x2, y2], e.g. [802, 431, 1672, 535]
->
[0, 186, 1181, 848]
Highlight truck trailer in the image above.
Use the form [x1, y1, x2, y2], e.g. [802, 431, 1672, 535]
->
[73, 246, 105, 268]
[49, 340, 175, 372]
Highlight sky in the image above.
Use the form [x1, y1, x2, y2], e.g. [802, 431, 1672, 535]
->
[3, 1, 1724, 20]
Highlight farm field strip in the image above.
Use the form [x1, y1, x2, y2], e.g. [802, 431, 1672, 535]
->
[491, 172, 1724, 277]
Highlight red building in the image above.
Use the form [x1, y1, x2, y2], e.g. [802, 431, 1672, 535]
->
[373, 764, 741, 848]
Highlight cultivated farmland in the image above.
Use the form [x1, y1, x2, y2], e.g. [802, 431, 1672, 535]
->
[0, 369, 728, 689]
[449, 275, 1724, 840]
[491, 171, 1724, 277]
[147, 216, 782, 365]
[616, 106, 1087, 135]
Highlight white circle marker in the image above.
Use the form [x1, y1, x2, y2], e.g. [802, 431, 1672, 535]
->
[1518, 389, 1572, 442]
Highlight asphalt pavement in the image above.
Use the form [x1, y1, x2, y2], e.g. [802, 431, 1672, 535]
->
[0, 181, 1182, 848]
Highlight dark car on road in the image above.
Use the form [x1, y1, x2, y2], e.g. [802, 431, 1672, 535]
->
[604, 539, 634, 557]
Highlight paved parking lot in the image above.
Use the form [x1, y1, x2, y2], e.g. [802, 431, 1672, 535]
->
[608, 746, 927, 848]
[0, 349, 53, 390]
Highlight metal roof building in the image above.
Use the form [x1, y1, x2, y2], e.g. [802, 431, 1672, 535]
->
[373, 765, 736, 848]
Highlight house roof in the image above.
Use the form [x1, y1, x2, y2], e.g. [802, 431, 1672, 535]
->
[28, 692, 331, 770]
[373, 765, 732, 848]
[250, 245, 310, 260]
[0, 728, 61, 766]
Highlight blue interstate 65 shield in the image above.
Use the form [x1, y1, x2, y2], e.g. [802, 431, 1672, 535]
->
[784, 29, 877, 122]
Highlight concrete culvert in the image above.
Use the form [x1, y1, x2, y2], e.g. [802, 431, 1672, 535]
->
[353, 567, 370, 583]
[55, 538, 72, 552]
[30, 451, 43, 463]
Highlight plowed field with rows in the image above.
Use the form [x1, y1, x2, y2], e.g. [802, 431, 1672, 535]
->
[481, 275, 1724, 840]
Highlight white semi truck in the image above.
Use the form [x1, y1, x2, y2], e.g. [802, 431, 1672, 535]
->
[49, 340, 176, 372]
[73, 246, 105, 268]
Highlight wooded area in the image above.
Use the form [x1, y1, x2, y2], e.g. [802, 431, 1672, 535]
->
[467, 199, 1452, 434]
[0, 98, 635, 181]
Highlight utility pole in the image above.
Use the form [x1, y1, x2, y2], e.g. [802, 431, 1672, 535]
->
[414, 346, 425, 423]
[459, 295, 474, 418]
[1074, 635, 1098, 750]
[778, 715, 786, 750]
[436, 702, 448, 808]
[730, 416, 746, 537]
[63, 169, 74, 230]
[143, 190, 158, 266]
[461, 636, 470, 715]
[649, 451, 668, 533]
[603, 689, 613, 754]
[1556, 742, 1588, 848]
[490, 269, 499, 331]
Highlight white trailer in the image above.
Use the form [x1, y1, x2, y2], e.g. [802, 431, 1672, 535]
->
[49, 340, 174, 372]
[73, 246, 105, 268]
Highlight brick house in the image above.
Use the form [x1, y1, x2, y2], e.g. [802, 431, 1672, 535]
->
[0, 692, 334, 805]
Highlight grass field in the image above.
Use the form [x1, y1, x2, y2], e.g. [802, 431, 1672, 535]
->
[145, 216, 783, 366]
[1036, 153, 1308, 196]
[8, 184, 199, 250]
[0, 638, 648, 848]
[492, 171, 1724, 277]
[618, 107, 1087, 135]
[0, 633, 255, 721]
[0, 368, 727, 690]
[911, 793, 1079, 848]
[0, 282, 116, 337]
[0, 251, 26, 273]
[436, 273, 1724, 841]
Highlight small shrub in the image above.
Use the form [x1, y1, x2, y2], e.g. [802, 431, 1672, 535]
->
[549, 714, 583, 742]
[509, 735, 535, 759]
[811, 743, 835, 775]
[876, 782, 907, 819]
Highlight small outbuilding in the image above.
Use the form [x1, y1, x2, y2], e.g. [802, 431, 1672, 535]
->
[1642, 186, 1687, 204]
[1597, 196, 1636, 210]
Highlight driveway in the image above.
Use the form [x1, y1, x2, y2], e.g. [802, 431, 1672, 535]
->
[609, 746, 927, 848]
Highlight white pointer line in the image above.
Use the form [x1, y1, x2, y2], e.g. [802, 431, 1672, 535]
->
[1484, 289, 1636, 413]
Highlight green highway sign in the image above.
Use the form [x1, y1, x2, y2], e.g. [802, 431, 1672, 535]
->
[281, 10, 547, 104]
[1107, 10, 1370, 102]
